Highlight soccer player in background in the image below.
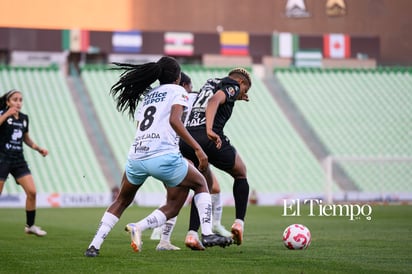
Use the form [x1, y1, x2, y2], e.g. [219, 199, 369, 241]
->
[152, 72, 232, 251]
[0, 89, 48, 236]
[179, 68, 252, 248]
[84, 57, 232, 257]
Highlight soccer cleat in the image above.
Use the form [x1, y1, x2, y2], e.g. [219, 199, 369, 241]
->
[185, 232, 205, 251]
[150, 226, 162, 240]
[125, 223, 142, 252]
[156, 240, 181, 251]
[201, 234, 233, 248]
[231, 221, 244, 245]
[25, 225, 47, 236]
[212, 224, 232, 237]
[84, 245, 100, 257]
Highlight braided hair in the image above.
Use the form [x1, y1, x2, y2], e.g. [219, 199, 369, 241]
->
[110, 56, 181, 118]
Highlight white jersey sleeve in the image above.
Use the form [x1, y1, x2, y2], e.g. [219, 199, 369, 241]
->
[128, 84, 189, 160]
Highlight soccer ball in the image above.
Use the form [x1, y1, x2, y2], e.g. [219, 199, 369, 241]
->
[282, 224, 311, 250]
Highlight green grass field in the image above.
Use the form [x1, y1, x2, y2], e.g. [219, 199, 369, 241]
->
[0, 205, 411, 274]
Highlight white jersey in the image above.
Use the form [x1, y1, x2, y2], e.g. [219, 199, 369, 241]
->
[128, 84, 189, 160]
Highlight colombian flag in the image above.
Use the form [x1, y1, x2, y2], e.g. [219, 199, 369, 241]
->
[220, 31, 249, 56]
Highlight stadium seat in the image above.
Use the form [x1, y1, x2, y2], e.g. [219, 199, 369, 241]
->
[0, 66, 110, 195]
[275, 68, 412, 193]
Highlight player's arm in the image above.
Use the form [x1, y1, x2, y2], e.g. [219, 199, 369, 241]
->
[23, 132, 48, 157]
[0, 107, 18, 125]
[169, 104, 208, 172]
[205, 90, 226, 149]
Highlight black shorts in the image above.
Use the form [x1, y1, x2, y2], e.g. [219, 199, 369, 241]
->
[0, 153, 31, 182]
[179, 128, 236, 171]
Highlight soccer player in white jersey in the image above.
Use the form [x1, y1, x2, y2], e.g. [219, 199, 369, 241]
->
[152, 72, 231, 251]
[84, 57, 232, 257]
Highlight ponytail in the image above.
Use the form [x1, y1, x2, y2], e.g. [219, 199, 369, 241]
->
[110, 56, 181, 118]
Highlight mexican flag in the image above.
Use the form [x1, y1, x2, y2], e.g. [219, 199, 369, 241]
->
[62, 29, 90, 52]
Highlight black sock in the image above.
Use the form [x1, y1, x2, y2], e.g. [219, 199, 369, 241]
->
[26, 210, 36, 227]
[233, 178, 249, 220]
[188, 197, 200, 231]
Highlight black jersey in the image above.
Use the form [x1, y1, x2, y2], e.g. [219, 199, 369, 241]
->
[186, 77, 240, 134]
[0, 109, 29, 157]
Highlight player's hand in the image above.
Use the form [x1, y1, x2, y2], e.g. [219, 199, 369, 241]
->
[207, 130, 222, 149]
[6, 106, 19, 116]
[194, 148, 208, 172]
[38, 147, 49, 157]
[239, 93, 249, 102]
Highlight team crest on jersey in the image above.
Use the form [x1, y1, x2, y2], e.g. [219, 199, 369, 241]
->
[181, 94, 189, 101]
[226, 86, 236, 97]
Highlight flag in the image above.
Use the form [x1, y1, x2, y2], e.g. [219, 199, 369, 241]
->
[62, 29, 89, 52]
[112, 31, 142, 53]
[272, 32, 299, 58]
[164, 32, 194, 56]
[220, 31, 249, 56]
[323, 33, 351, 58]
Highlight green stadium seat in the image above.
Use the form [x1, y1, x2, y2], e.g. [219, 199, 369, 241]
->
[0, 66, 110, 195]
[275, 68, 412, 193]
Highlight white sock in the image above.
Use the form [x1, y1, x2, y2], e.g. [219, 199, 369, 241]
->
[193, 192, 213, 235]
[211, 193, 223, 226]
[89, 212, 119, 249]
[160, 216, 177, 243]
[136, 209, 167, 232]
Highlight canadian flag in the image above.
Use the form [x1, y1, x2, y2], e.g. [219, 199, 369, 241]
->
[323, 33, 351, 58]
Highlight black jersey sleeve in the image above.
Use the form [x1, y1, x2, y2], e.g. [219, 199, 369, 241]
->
[217, 77, 240, 103]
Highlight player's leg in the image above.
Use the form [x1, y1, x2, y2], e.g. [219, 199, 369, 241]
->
[151, 196, 166, 240]
[124, 154, 190, 252]
[210, 174, 232, 237]
[85, 172, 140, 257]
[152, 216, 180, 250]
[177, 163, 232, 249]
[208, 137, 249, 246]
[226, 152, 249, 245]
[184, 165, 214, 250]
[0, 159, 8, 194]
[152, 194, 180, 250]
[156, 216, 181, 250]
[16, 173, 47, 237]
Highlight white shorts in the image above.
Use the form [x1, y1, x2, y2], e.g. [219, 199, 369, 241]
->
[125, 153, 189, 187]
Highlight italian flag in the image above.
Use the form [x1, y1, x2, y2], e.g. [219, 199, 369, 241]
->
[323, 33, 350, 59]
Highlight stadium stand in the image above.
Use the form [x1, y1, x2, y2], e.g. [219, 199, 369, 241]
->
[0, 66, 110, 195]
[274, 68, 412, 195]
[5, 64, 409, 205]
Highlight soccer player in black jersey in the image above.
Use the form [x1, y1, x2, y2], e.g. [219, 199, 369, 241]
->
[179, 68, 252, 248]
[0, 89, 48, 236]
[152, 72, 232, 251]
